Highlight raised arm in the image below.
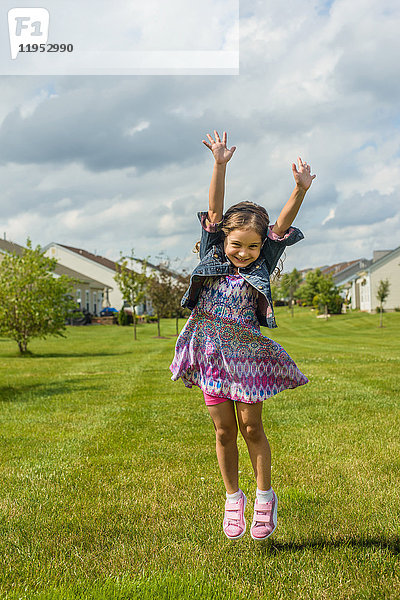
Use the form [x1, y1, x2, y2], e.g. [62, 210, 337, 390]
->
[271, 157, 316, 237]
[202, 130, 236, 224]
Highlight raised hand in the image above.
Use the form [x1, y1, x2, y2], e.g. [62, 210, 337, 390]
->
[202, 130, 236, 164]
[292, 157, 316, 191]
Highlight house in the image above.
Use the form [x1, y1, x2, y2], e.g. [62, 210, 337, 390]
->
[43, 243, 147, 313]
[51, 262, 109, 315]
[42, 243, 182, 315]
[1, 237, 185, 317]
[0, 238, 107, 315]
[333, 259, 372, 307]
[333, 248, 400, 312]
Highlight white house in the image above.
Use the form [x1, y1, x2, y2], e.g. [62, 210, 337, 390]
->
[0, 238, 107, 315]
[43, 243, 181, 315]
[335, 248, 400, 312]
[333, 259, 372, 308]
[43, 243, 124, 311]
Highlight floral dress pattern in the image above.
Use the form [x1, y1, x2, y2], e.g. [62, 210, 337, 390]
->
[169, 273, 308, 403]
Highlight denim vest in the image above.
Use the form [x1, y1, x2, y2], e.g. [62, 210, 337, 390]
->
[181, 211, 304, 328]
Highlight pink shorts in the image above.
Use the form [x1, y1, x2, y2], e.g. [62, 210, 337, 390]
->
[203, 391, 232, 406]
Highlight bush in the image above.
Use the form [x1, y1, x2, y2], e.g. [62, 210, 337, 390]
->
[144, 315, 158, 323]
[118, 306, 130, 326]
[328, 294, 343, 314]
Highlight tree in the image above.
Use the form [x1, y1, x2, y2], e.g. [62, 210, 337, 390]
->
[0, 240, 75, 354]
[312, 274, 336, 319]
[296, 268, 342, 317]
[270, 282, 280, 305]
[376, 278, 390, 328]
[278, 268, 302, 317]
[114, 251, 148, 340]
[296, 268, 322, 306]
[169, 270, 190, 335]
[147, 260, 176, 338]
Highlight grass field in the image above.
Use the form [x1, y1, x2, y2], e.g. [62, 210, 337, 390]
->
[0, 308, 399, 600]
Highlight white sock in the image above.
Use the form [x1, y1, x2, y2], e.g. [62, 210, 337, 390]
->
[226, 489, 242, 504]
[256, 487, 274, 503]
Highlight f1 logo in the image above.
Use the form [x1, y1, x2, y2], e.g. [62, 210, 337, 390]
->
[8, 8, 50, 59]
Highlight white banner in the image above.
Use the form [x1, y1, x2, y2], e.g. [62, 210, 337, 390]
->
[2, 0, 239, 75]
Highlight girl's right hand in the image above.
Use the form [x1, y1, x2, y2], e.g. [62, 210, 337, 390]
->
[202, 130, 236, 164]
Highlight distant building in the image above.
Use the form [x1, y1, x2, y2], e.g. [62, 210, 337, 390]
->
[42, 243, 182, 315]
[43, 243, 152, 314]
[327, 249, 399, 312]
[296, 247, 399, 313]
[338, 247, 400, 312]
[0, 239, 107, 316]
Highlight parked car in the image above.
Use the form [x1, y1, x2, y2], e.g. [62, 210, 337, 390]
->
[99, 307, 118, 317]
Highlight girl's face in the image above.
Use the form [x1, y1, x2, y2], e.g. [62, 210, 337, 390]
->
[223, 228, 263, 268]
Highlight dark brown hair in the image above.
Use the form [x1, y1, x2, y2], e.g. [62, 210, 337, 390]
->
[221, 201, 270, 240]
[193, 201, 284, 279]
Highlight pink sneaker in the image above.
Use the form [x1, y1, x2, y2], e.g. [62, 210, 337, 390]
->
[223, 491, 247, 540]
[250, 490, 278, 540]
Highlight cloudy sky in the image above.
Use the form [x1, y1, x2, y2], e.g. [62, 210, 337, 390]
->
[1, 0, 399, 274]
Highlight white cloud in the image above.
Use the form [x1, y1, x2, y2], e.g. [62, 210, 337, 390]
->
[125, 121, 150, 136]
[19, 89, 57, 119]
[322, 209, 336, 226]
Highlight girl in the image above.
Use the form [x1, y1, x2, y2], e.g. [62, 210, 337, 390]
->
[170, 131, 315, 541]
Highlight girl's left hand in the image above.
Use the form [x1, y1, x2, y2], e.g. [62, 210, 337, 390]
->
[292, 157, 316, 191]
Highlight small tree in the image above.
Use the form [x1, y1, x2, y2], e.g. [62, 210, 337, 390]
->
[114, 251, 148, 340]
[0, 240, 75, 354]
[296, 268, 323, 306]
[279, 268, 302, 317]
[147, 260, 176, 338]
[376, 279, 390, 328]
[270, 282, 280, 305]
[297, 268, 342, 317]
[313, 274, 335, 319]
[169, 270, 190, 335]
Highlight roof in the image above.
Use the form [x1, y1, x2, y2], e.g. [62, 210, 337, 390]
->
[368, 244, 400, 272]
[59, 244, 121, 272]
[297, 260, 364, 280]
[0, 238, 26, 256]
[54, 263, 110, 288]
[321, 259, 361, 277]
[57, 244, 182, 280]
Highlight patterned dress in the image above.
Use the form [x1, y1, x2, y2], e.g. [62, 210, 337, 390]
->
[169, 273, 308, 404]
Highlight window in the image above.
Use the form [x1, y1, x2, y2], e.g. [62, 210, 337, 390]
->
[85, 290, 90, 312]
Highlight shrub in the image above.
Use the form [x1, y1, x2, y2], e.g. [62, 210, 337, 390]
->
[118, 306, 130, 326]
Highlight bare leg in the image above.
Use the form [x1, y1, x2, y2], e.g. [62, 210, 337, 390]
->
[236, 402, 271, 490]
[207, 401, 239, 494]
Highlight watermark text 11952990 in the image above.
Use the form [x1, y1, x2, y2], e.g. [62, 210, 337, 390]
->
[18, 43, 74, 54]
[4, 2, 239, 75]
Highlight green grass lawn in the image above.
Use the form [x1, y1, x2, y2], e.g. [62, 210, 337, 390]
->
[0, 308, 399, 600]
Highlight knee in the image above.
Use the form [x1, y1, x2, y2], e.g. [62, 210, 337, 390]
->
[215, 424, 238, 446]
[240, 421, 265, 443]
